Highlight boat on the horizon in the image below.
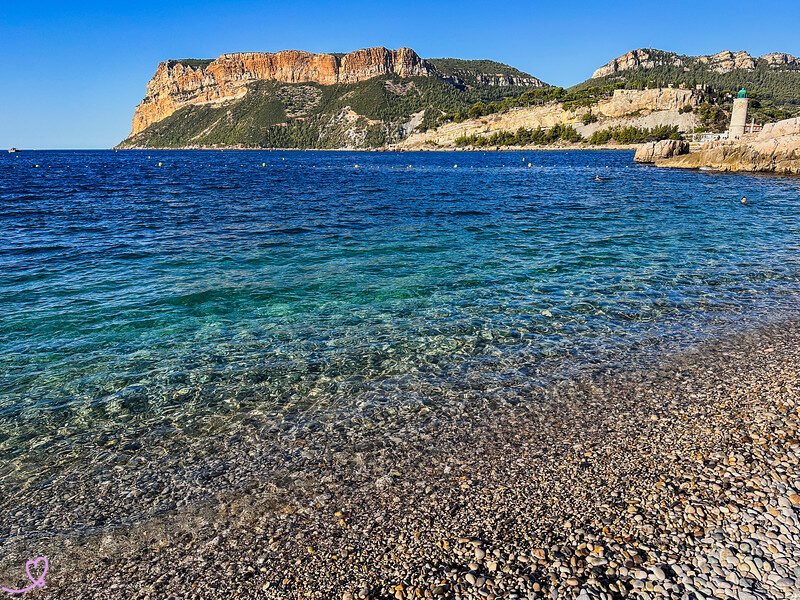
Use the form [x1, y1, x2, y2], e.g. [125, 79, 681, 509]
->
[7, 148, 19, 153]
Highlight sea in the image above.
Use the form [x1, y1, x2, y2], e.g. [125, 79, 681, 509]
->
[2, 149, 800, 542]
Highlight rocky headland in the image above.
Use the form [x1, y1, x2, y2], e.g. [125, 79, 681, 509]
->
[131, 48, 436, 136]
[656, 117, 800, 174]
[125, 47, 548, 146]
[121, 45, 800, 150]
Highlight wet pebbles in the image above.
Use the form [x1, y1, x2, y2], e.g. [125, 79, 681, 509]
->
[2, 322, 800, 599]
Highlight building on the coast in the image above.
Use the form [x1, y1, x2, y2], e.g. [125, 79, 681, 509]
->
[728, 89, 762, 139]
[729, 88, 749, 139]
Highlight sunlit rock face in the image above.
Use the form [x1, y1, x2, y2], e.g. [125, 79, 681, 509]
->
[130, 47, 433, 135]
[592, 48, 799, 79]
[659, 117, 800, 174]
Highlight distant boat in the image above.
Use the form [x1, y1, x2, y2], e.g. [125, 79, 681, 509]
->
[7, 148, 19, 153]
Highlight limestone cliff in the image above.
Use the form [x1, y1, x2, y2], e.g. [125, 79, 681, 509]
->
[398, 88, 702, 149]
[656, 117, 800, 174]
[131, 47, 433, 136]
[121, 49, 548, 149]
[592, 50, 681, 78]
[592, 48, 799, 79]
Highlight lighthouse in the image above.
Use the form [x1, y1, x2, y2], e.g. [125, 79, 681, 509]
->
[729, 88, 749, 140]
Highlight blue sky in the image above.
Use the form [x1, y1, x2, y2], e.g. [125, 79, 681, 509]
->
[2, 1, 799, 149]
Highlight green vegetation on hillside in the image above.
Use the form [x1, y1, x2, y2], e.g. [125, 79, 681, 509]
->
[576, 54, 800, 126]
[438, 51, 800, 137]
[122, 74, 544, 149]
[454, 124, 582, 147]
[443, 83, 624, 125]
[587, 125, 682, 144]
[452, 123, 682, 148]
[126, 49, 800, 148]
[427, 58, 535, 80]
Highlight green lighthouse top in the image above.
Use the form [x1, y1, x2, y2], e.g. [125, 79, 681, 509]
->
[737, 88, 748, 99]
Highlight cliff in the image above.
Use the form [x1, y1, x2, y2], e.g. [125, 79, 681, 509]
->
[656, 117, 800, 174]
[593, 48, 800, 79]
[131, 47, 433, 135]
[120, 48, 548, 149]
[428, 58, 546, 89]
[398, 87, 702, 149]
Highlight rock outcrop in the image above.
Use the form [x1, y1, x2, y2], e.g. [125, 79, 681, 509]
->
[592, 49, 681, 78]
[595, 88, 699, 119]
[697, 50, 757, 73]
[398, 87, 702, 149]
[131, 47, 433, 135]
[634, 139, 689, 163]
[657, 117, 800, 174]
[471, 74, 545, 87]
[592, 48, 800, 79]
[761, 52, 800, 68]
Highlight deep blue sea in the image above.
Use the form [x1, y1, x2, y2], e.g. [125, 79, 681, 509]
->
[2, 149, 800, 535]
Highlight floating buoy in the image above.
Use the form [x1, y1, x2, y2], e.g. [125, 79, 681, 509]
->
[528, 163, 532, 168]
[454, 164, 458, 169]
[354, 164, 359, 169]
[157, 162, 162, 167]
[34, 164, 40, 168]
[262, 162, 266, 167]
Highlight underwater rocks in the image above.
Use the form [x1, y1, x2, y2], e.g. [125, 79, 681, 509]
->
[10, 321, 800, 599]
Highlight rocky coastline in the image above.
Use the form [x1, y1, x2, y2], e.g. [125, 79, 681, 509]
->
[130, 48, 436, 136]
[655, 117, 800, 174]
[3, 320, 800, 599]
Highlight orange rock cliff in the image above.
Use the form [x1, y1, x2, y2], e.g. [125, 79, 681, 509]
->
[130, 47, 433, 136]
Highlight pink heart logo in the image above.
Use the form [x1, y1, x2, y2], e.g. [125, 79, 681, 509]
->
[1, 556, 48, 595]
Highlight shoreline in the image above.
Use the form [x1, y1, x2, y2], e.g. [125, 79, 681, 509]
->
[3, 319, 800, 598]
[112, 144, 639, 152]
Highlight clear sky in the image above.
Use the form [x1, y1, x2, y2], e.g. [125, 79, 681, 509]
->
[2, 0, 799, 149]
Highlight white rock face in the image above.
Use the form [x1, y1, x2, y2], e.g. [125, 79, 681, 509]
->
[757, 117, 800, 139]
[592, 48, 799, 79]
[398, 88, 702, 149]
[697, 50, 756, 73]
[634, 139, 689, 163]
[592, 49, 672, 78]
[597, 88, 699, 118]
[761, 52, 800, 68]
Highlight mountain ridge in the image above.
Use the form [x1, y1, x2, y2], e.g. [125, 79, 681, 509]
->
[128, 47, 547, 139]
[120, 46, 800, 150]
[592, 48, 800, 79]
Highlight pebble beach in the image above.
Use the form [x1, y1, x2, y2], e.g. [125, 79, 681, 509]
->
[2, 319, 798, 599]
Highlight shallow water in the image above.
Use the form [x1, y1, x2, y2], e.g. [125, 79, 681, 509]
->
[2, 149, 800, 538]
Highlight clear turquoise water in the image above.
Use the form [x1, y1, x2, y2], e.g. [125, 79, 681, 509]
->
[2, 149, 800, 535]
